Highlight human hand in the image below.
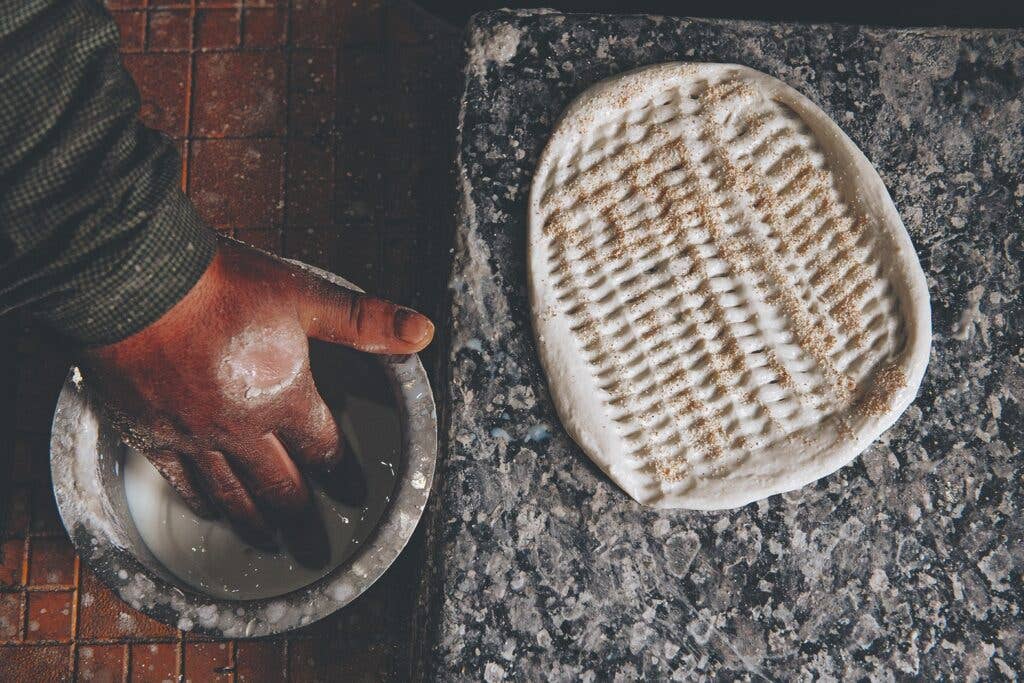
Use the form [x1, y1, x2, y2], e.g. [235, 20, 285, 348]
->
[80, 238, 433, 563]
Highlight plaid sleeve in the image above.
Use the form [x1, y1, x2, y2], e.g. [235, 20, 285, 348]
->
[0, 0, 217, 346]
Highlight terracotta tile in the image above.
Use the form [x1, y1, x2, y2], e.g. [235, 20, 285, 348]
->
[148, 10, 191, 51]
[29, 484, 64, 536]
[15, 349, 65, 409]
[286, 639, 317, 681]
[12, 436, 50, 483]
[289, 49, 335, 138]
[196, 9, 240, 50]
[243, 8, 286, 48]
[291, 0, 334, 47]
[78, 569, 176, 640]
[379, 221, 430, 306]
[193, 52, 287, 137]
[106, 0, 146, 8]
[334, 48, 385, 222]
[122, 53, 190, 137]
[235, 640, 286, 682]
[381, 49, 438, 224]
[150, 0, 191, 6]
[282, 227, 332, 272]
[333, 158, 379, 223]
[0, 645, 69, 679]
[183, 641, 231, 682]
[13, 373, 57, 434]
[337, 46, 385, 99]
[286, 140, 333, 226]
[0, 592, 23, 639]
[25, 591, 73, 641]
[189, 138, 284, 228]
[3, 488, 29, 537]
[384, 3, 429, 45]
[388, 41, 439, 130]
[0, 539, 25, 587]
[382, 131, 425, 222]
[77, 644, 126, 683]
[336, 0, 384, 46]
[286, 638, 386, 682]
[283, 226, 380, 290]
[197, 0, 240, 5]
[130, 642, 178, 682]
[14, 322, 42, 354]
[27, 537, 75, 587]
[233, 228, 283, 253]
[112, 11, 146, 51]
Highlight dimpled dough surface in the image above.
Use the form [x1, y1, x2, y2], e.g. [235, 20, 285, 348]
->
[528, 63, 931, 509]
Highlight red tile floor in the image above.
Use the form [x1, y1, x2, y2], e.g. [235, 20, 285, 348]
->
[0, 1, 460, 679]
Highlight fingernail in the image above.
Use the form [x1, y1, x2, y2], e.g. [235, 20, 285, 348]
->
[394, 307, 434, 345]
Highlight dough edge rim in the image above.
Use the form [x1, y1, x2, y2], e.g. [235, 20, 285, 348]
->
[527, 62, 932, 510]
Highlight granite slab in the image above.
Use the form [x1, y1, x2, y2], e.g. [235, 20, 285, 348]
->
[427, 9, 1023, 680]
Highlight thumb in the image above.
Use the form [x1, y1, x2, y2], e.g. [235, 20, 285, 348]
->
[295, 276, 434, 354]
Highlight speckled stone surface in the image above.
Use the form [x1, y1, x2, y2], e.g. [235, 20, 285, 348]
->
[429, 9, 1023, 680]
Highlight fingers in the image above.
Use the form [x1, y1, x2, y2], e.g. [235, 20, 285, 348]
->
[276, 390, 342, 471]
[295, 276, 434, 354]
[278, 502, 330, 570]
[145, 451, 215, 519]
[278, 389, 367, 508]
[314, 439, 368, 509]
[191, 450, 276, 552]
[226, 434, 311, 517]
[228, 434, 329, 569]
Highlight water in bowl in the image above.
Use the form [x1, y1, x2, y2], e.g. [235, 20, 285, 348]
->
[122, 347, 401, 600]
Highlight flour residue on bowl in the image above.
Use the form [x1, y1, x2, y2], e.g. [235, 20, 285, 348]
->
[123, 395, 400, 601]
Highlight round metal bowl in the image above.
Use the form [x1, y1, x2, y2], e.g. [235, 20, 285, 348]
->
[48, 268, 436, 638]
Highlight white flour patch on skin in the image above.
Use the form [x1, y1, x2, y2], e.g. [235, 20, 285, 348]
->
[310, 399, 332, 430]
[220, 326, 307, 402]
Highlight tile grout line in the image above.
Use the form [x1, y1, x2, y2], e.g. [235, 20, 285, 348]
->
[111, 44, 389, 55]
[11, 585, 79, 593]
[230, 0, 246, 661]
[229, 639, 238, 683]
[177, 0, 201, 677]
[237, 0, 246, 49]
[377, 2, 390, 293]
[68, 554, 81, 678]
[280, 0, 294, 257]
[0, 636, 201, 646]
[180, 0, 199, 193]
[19, 535, 29, 642]
[142, 0, 150, 52]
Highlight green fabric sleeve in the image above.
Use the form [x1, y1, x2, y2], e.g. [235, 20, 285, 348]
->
[0, 0, 217, 345]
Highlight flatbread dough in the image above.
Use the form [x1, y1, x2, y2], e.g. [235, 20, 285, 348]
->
[528, 63, 931, 509]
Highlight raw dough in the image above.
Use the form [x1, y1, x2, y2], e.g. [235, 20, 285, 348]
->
[528, 63, 931, 509]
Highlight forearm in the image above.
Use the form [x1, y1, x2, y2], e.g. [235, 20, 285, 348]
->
[0, 0, 216, 345]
